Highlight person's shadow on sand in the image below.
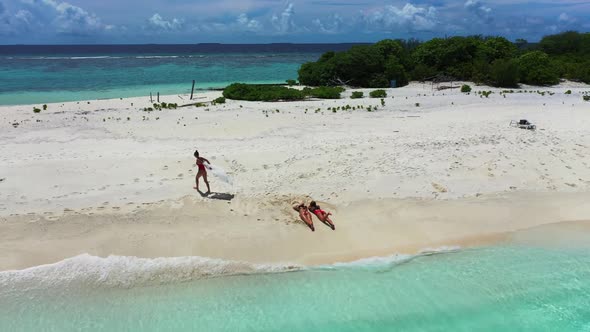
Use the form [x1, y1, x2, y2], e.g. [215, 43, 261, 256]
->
[198, 190, 235, 201]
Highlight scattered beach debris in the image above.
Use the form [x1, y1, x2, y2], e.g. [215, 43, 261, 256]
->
[432, 183, 448, 193]
[510, 119, 536, 130]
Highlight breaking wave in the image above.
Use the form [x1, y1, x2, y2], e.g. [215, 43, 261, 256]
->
[0, 247, 461, 292]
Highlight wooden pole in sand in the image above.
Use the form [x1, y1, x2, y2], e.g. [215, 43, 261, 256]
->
[190, 80, 195, 100]
[157, 92, 160, 103]
[150, 92, 153, 103]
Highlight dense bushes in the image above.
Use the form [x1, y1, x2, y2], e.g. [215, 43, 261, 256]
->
[518, 51, 559, 86]
[303, 86, 344, 99]
[369, 90, 387, 98]
[213, 97, 226, 104]
[298, 39, 410, 88]
[490, 59, 520, 87]
[298, 32, 589, 88]
[223, 84, 304, 101]
[351, 91, 364, 99]
[222, 83, 343, 101]
[461, 84, 472, 93]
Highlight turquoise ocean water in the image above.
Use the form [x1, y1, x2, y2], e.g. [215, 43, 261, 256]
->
[0, 44, 363, 105]
[1, 244, 589, 331]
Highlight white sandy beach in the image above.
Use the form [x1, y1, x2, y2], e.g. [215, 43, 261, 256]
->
[1, 82, 590, 271]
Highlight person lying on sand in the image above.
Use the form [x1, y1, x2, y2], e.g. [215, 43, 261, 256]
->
[292, 201, 314, 232]
[309, 201, 335, 230]
[194, 150, 211, 194]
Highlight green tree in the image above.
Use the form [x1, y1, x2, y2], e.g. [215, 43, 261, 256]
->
[384, 56, 408, 86]
[518, 51, 559, 86]
[540, 31, 583, 55]
[483, 37, 517, 61]
[490, 58, 519, 87]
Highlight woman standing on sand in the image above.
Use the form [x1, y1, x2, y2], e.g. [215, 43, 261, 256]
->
[308, 201, 335, 230]
[194, 150, 211, 194]
[293, 201, 315, 232]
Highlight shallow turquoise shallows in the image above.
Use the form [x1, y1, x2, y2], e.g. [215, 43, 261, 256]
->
[1, 245, 589, 332]
[0, 53, 319, 105]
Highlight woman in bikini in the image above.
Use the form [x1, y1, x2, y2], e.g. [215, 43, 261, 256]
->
[308, 201, 335, 230]
[194, 150, 211, 194]
[292, 201, 315, 232]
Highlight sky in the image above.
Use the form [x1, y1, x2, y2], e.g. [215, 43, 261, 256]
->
[0, 0, 589, 44]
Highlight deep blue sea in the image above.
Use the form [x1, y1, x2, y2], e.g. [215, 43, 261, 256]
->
[0, 44, 359, 105]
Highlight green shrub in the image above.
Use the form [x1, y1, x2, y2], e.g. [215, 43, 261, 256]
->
[565, 90, 572, 94]
[286, 79, 297, 86]
[33, 107, 41, 113]
[351, 91, 364, 99]
[369, 89, 387, 98]
[304, 86, 344, 99]
[461, 84, 472, 93]
[223, 83, 343, 101]
[42, 104, 47, 110]
[223, 83, 305, 101]
[584, 96, 590, 101]
[213, 97, 226, 104]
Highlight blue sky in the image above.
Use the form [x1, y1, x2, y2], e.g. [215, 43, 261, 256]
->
[0, 0, 589, 44]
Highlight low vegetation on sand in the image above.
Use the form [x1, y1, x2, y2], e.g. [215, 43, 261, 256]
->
[213, 97, 226, 104]
[222, 83, 344, 101]
[369, 89, 387, 98]
[351, 91, 364, 99]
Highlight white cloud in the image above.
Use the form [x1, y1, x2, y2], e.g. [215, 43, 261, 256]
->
[0, 6, 34, 35]
[15, 9, 33, 25]
[558, 13, 569, 22]
[364, 3, 438, 32]
[16, 0, 109, 35]
[148, 13, 183, 31]
[271, 2, 296, 34]
[237, 13, 262, 32]
[313, 14, 344, 34]
[465, 0, 493, 24]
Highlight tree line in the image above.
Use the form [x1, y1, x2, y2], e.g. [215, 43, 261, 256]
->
[298, 31, 590, 88]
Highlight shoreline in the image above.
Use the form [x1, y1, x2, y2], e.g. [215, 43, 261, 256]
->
[1, 191, 589, 271]
[2, 79, 590, 108]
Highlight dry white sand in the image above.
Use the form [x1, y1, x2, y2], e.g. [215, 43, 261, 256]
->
[1, 82, 590, 270]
